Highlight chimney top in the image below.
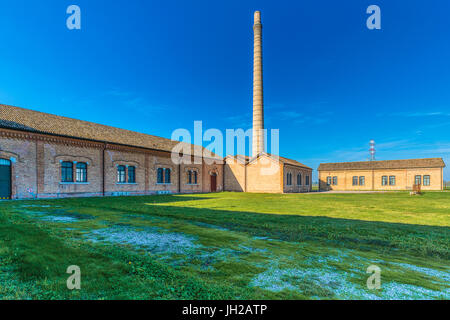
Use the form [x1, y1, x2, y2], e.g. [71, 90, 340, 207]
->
[254, 11, 261, 24]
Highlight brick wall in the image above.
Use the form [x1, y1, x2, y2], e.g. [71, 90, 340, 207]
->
[283, 164, 313, 193]
[0, 137, 37, 199]
[0, 129, 224, 199]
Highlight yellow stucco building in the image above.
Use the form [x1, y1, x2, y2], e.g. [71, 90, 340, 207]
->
[225, 153, 312, 193]
[318, 158, 445, 191]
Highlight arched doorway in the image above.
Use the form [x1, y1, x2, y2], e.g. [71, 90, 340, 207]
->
[210, 172, 217, 192]
[0, 159, 11, 199]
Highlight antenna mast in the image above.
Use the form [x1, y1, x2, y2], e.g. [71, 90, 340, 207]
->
[369, 140, 376, 161]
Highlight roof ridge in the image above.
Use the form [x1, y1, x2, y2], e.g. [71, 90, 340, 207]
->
[0, 104, 221, 159]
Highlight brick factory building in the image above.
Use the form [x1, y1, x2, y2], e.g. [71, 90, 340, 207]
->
[0, 104, 224, 199]
[0, 11, 312, 200]
[318, 158, 446, 191]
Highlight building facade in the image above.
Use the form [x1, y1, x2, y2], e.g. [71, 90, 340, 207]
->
[318, 158, 445, 191]
[0, 105, 223, 199]
[225, 153, 312, 193]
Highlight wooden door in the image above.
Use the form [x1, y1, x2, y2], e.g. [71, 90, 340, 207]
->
[210, 173, 217, 192]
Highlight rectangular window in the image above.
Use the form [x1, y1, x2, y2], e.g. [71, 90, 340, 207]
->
[423, 175, 430, 186]
[61, 161, 73, 182]
[297, 174, 302, 186]
[76, 162, 87, 183]
[326, 176, 331, 186]
[332, 176, 338, 185]
[415, 175, 422, 185]
[389, 176, 396, 186]
[117, 165, 126, 183]
[382, 176, 388, 186]
[157, 168, 164, 184]
[165, 168, 171, 184]
[306, 175, 310, 186]
[128, 166, 136, 183]
[359, 176, 365, 186]
[352, 176, 358, 186]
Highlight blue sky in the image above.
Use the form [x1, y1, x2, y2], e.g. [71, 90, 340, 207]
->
[0, 0, 449, 181]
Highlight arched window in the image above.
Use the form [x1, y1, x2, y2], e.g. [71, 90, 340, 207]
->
[297, 173, 302, 186]
[306, 175, 310, 186]
[128, 166, 136, 183]
[117, 165, 126, 183]
[157, 168, 172, 184]
[287, 173, 292, 186]
[187, 170, 198, 185]
[61, 161, 73, 182]
[76, 162, 87, 182]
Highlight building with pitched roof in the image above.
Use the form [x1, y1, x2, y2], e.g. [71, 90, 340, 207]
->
[318, 158, 446, 191]
[0, 104, 224, 199]
[224, 153, 312, 193]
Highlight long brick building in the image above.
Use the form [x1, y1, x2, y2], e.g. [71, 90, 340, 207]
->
[0, 103, 312, 199]
[0, 104, 224, 199]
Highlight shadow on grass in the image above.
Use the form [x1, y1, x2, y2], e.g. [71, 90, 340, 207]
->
[75, 199, 450, 261]
[6, 195, 449, 260]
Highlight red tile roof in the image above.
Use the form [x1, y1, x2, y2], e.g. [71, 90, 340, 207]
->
[0, 104, 221, 159]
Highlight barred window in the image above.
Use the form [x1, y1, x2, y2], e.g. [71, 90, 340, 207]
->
[352, 176, 358, 186]
[423, 175, 430, 186]
[117, 165, 126, 183]
[128, 166, 136, 183]
[382, 176, 388, 186]
[61, 162, 73, 182]
[359, 176, 365, 186]
[389, 176, 396, 186]
[76, 162, 87, 183]
[332, 176, 338, 185]
[415, 175, 422, 185]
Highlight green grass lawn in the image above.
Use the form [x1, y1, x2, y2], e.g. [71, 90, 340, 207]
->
[0, 192, 449, 300]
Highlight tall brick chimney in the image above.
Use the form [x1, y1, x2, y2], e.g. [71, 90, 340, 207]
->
[252, 10, 265, 157]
